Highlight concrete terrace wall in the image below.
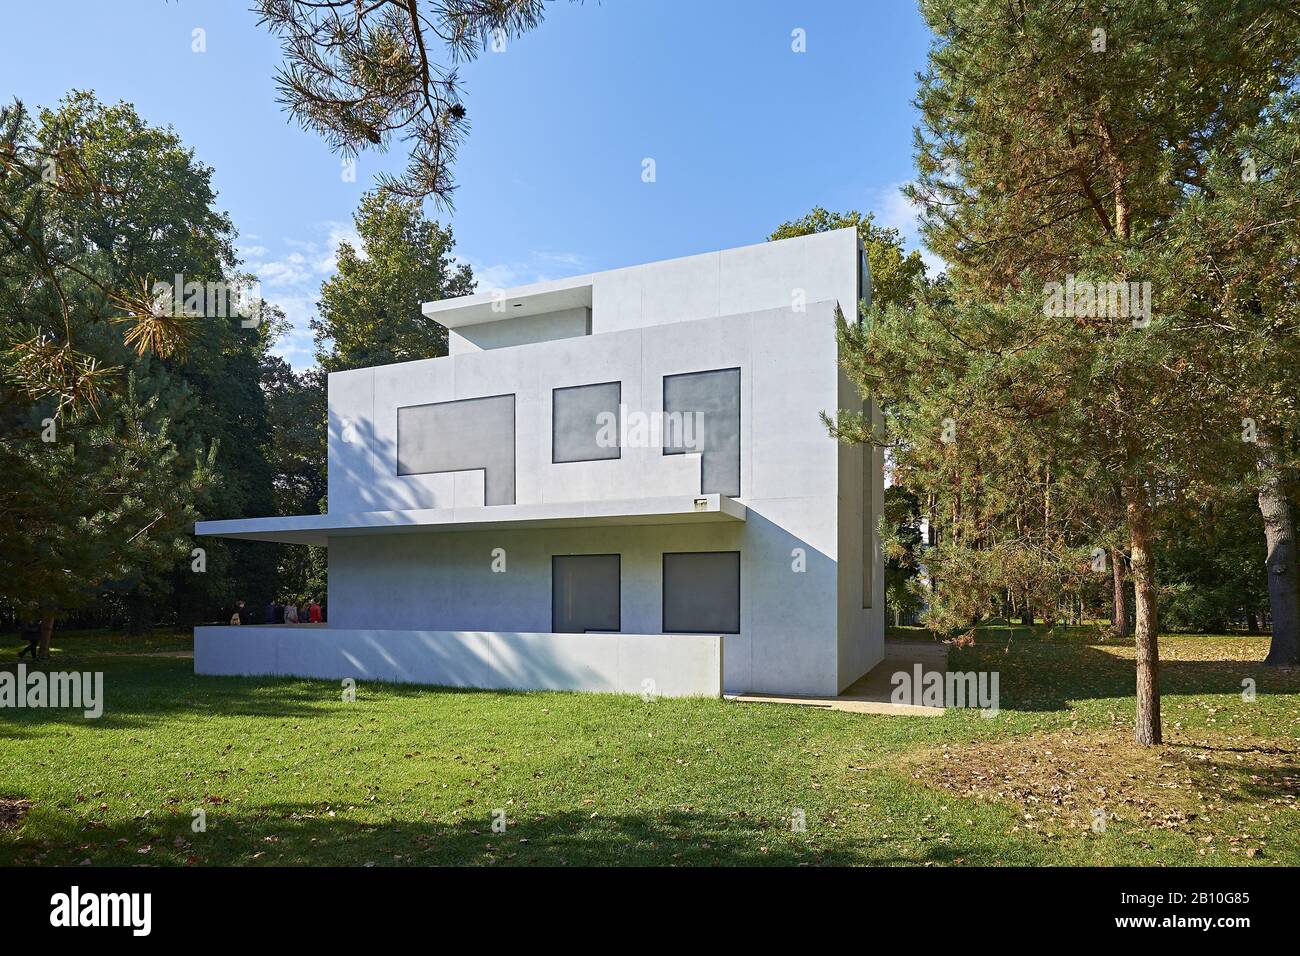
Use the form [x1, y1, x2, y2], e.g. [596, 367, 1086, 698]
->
[195, 626, 722, 697]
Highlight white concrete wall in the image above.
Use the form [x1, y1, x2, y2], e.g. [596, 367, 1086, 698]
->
[588, 228, 859, 334]
[579, 226, 882, 687]
[195, 626, 722, 697]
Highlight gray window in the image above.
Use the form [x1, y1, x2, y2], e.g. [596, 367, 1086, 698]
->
[859, 247, 871, 312]
[552, 381, 621, 463]
[662, 551, 740, 634]
[396, 394, 516, 505]
[552, 554, 621, 633]
[663, 368, 740, 497]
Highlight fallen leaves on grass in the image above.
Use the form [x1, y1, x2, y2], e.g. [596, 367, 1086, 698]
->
[0, 798, 32, 832]
[896, 728, 1297, 854]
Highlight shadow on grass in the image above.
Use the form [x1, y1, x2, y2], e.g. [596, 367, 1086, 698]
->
[0, 656, 708, 737]
[1, 800, 1012, 867]
[1165, 743, 1300, 808]
[951, 642, 1300, 712]
[6, 630, 1295, 730]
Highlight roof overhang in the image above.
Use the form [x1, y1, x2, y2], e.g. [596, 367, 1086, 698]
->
[195, 494, 746, 546]
[421, 274, 594, 328]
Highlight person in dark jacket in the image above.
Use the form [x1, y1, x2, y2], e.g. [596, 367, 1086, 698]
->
[16, 621, 40, 659]
[265, 600, 278, 625]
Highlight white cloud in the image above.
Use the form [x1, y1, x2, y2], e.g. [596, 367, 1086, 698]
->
[241, 222, 367, 369]
[872, 181, 946, 277]
[310, 224, 365, 274]
[466, 260, 523, 292]
[254, 252, 314, 287]
[265, 291, 319, 367]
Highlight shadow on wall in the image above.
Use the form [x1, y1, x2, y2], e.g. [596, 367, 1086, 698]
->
[729, 506, 838, 692]
[332, 393, 516, 514]
[343, 629, 613, 693]
[331, 409, 401, 513]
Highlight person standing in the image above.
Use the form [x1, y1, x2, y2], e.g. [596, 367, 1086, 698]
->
[265, 599, 278, 625]
[231, 600, 247, 625]
[308, 598, 322, 623]
[284, 601, 299, 625]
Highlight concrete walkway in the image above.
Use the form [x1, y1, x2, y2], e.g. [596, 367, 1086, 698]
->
[727, 640, 948, 716]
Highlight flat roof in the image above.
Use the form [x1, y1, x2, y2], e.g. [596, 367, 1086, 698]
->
[195, 494, 746, 546]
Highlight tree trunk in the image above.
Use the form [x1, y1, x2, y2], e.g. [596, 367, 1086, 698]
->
[1111, 548, 1129, 638]
[1257, 435, 1300, 666]
[37, 613, 55, 661]
[1125, 484, 1161, 745]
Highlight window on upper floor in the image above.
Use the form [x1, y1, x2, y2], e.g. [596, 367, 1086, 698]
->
[662, 368, 740, 498]
[552, 381, 621, 463]
[396, 394, 516, 505]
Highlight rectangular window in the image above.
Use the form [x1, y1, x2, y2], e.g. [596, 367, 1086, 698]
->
[552, 554, 621, 633]
[662, 551, 740, 634]
[552, 381, 621, 463]
[396, 393, 516, 505]
[663, 368, 740, 497]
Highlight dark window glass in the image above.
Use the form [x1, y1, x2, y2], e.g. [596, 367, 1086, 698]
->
[662, 551, 740, 634]
[552, 554, 621, 633]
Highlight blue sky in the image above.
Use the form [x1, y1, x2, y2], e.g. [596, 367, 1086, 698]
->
[0, 1, 934, 366]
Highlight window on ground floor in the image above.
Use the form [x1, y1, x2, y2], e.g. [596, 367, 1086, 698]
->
[662, 551, 740, 634]
[552, 554, 621, 633]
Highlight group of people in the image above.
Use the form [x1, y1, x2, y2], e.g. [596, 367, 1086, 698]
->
[229, 598, 322, 625]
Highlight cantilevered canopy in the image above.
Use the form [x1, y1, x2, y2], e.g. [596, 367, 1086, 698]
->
[421, 273, 593, 328]
[195, 494, 746, 546]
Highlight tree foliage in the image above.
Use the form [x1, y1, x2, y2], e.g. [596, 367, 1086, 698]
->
[313, 190, 474, 372]
[769, 206, 928, 311]
[1, 92, 279, 637]
[256, 0, 546, 203]
[838, 0, 1300, 744]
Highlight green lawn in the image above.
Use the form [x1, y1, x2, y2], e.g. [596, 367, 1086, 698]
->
[1, 626, 1296, 866]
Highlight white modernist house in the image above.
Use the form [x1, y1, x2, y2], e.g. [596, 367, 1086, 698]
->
[195, 227, 884, 698]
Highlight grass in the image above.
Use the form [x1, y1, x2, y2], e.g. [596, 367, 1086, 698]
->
[0, 626, 1296, 866]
